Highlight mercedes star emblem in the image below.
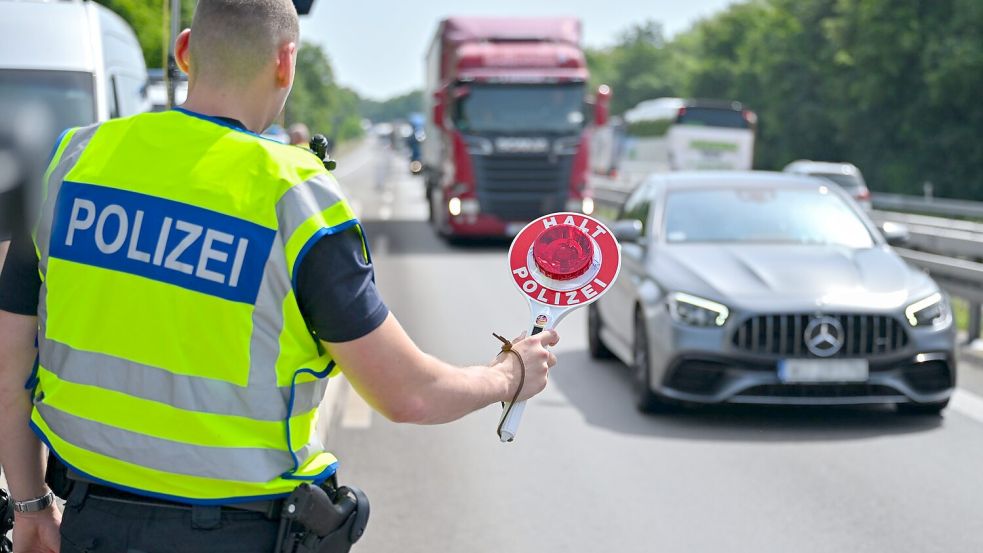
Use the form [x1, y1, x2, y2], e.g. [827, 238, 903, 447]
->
[804, 316, 844, 357]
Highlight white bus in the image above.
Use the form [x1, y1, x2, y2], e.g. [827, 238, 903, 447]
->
[595, 98, 757, 180]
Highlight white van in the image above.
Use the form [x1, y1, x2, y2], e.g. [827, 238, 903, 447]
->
[0, 0, 149, 149]
[0, 0, 147, 229]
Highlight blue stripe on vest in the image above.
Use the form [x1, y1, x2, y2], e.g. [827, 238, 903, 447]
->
[49, 181, 275, 304]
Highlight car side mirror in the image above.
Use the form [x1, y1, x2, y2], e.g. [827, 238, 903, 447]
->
[593, 84, 611, 127]
[880, 221, 910, 246]
[611, 219, 643, 243]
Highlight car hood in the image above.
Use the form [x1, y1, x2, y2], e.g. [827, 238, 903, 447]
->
[652, 244, 937, 311]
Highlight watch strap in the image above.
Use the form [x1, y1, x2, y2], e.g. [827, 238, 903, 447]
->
[12, 491, 55, 513]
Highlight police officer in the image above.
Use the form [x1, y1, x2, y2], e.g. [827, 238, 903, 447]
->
[0, 1, 559, 551]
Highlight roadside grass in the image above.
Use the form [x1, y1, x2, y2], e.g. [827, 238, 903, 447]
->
[953, 297, 969, 331]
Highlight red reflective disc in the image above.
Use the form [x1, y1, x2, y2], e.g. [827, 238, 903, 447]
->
[532, 224, 594, 280]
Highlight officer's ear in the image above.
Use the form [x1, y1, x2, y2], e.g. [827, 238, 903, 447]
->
[175, 29, 192, 75]
[275, 41, 297, 89]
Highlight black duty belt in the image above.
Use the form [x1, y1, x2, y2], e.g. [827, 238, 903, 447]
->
[77, 481, 284, 520]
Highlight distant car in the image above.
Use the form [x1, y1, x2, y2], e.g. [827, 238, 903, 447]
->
[784, 160, 871, 211]
[591, 172, 955, 415]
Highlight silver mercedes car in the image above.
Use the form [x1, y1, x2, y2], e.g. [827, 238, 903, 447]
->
[590, 172, 956, 414]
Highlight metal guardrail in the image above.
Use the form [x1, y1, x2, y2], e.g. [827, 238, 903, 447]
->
[872, 192, 983, 219]
[592, 182, 983, 343]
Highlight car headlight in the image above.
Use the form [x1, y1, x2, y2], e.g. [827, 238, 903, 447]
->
[667, 292, 730, 327]
[905, 292, 948, 327]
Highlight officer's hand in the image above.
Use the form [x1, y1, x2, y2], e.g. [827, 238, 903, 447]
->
[12, 506, 61, 553]
[496, 330, 559, 403]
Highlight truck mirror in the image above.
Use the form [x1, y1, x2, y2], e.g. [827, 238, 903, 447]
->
[293, 0, 315, 15]
[594, 84, 612, 127]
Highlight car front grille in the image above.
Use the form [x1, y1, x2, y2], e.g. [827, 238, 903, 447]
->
[731, 314, 909, 357]
[472, 153, 572, 221]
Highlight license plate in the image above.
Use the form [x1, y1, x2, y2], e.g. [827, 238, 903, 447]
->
[506, 223, 527, 236]
[778, 359, 869, 383]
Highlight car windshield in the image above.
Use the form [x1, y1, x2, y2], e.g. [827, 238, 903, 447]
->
[663, 186, 875, 247]
[452, 83, 586, 134]
[812, 172, 864, 191]
[0, 69, 97, 150]
[677, 107, 749, 129]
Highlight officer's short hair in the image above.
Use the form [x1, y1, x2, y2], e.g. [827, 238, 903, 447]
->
[189, 0, 300, 85]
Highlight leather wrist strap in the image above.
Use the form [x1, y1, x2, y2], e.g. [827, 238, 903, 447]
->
[13, 491, 54, 513]
[493, 333, 525, 439]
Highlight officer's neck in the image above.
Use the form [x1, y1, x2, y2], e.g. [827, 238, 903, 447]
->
[181, 93, 269, 135]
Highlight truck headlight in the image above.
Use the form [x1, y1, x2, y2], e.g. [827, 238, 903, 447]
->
[905, 292, 948, 327]
[668, 292, 730, 327]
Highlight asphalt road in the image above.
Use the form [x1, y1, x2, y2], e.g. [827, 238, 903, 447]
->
[324, 137, 983, 553]
[5, 138, 982, 551]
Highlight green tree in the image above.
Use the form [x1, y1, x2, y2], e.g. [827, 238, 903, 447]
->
[285, 42, 363, 142]
[99, 0, 195, 69]
[587, 0, 983, 198]
[359, 90, 424, 123]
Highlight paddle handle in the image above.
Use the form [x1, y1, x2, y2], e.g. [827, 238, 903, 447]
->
[497, 324, 545, 442]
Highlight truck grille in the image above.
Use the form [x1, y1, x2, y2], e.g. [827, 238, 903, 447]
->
[731, 314, 909, 358]
[472, 153, 572, 222]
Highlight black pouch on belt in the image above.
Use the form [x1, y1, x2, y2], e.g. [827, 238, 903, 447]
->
[275, 482, 370, 553]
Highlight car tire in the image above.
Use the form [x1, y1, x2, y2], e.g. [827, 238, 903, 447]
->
[588, 304, 615, 360]
[633, 310, 675, 414]
[897, 399, 949, 416]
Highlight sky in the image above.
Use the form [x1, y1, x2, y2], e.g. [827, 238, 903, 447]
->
[300, 0, 736, 101]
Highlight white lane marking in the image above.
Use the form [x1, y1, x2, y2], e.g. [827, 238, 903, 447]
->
[316, 376, 348, 442]
[950, 389, 983, 424]
[341, 379, 373, 429]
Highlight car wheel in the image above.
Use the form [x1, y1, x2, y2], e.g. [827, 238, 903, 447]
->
[633, 310, 674, 413]
[897, 399, 949, 416]
[587, 304, 614, 360]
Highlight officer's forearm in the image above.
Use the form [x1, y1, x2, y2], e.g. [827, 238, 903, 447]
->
[0, 311, 47, 501]
[326, 314, 511, 425]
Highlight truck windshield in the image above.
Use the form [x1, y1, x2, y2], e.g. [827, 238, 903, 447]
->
[0, 69, 97, 145]
[453, 83, 586, 134]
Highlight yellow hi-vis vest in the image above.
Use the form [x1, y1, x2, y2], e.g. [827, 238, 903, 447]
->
[30, 109, 361, 504]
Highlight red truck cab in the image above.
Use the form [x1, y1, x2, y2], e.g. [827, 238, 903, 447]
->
[423, 17, 609, 240]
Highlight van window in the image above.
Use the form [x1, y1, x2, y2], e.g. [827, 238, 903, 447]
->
[0, 69, 96, 144]
[677, 108, 748, 129]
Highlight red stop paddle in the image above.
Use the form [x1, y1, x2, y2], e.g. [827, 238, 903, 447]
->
[499, 212, 622, 442]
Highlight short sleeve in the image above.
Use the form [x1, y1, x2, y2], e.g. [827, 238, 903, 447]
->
[0, 231, 41, 316]
[294, 226, 389, 343]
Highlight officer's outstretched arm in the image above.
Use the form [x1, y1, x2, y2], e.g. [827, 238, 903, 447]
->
[0, 311, 49, 501]
[323, 313, 559, 425]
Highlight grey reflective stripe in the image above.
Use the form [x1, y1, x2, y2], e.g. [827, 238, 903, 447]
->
[36, 402, 294, 483]
[35, 124, 101, 272]
[249, 242, 288, 386]
[40, 339, 327, 421]
[275, 173, 347, 241]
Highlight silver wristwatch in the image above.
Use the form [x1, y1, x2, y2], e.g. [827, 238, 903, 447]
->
[12, 491, 55, 513]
